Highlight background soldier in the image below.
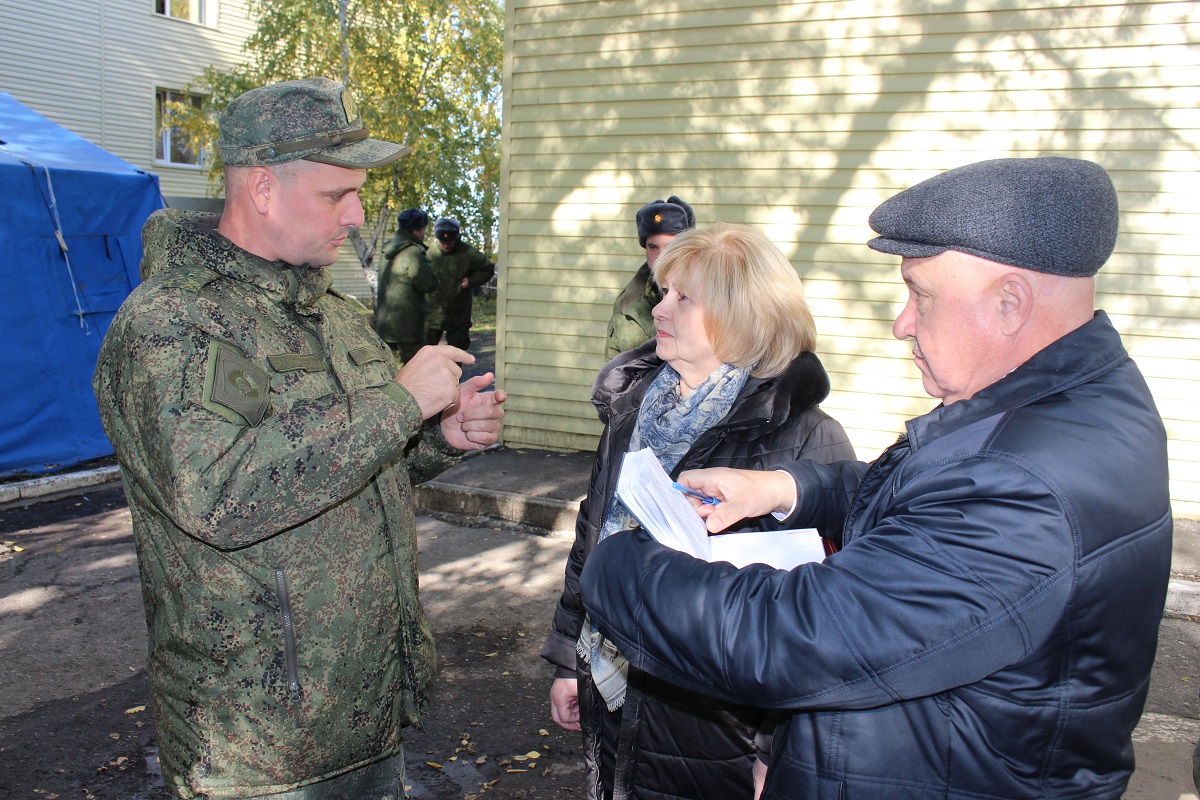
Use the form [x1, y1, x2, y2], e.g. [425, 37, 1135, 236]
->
[92, 78, 505, 800]
[605, 195, 695, 360]
[375, 207, 438, 363]
[425, 217, 495, 351]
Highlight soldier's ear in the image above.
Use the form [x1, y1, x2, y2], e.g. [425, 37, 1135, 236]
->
[247, 166, 274, 215]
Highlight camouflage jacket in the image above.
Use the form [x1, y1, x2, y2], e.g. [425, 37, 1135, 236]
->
[93, 209, 459, 799]
[425, 242, 494, 330]
[374, 232, 438, 344]
[605, 261, 662, 359]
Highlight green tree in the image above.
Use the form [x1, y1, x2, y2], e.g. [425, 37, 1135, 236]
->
[167, 0, 502, 276]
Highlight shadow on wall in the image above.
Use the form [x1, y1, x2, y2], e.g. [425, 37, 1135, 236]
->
[517, 0, 1183, 306]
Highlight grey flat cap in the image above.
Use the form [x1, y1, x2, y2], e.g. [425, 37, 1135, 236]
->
[868, 156, 1119, 276]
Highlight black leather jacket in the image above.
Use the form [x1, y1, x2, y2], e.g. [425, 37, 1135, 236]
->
[543, 341, 854, 799]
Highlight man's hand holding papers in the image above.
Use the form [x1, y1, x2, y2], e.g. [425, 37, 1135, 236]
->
[615, 449, 823, 570]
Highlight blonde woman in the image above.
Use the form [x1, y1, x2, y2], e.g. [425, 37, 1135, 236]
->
[542, 222, 854, 799]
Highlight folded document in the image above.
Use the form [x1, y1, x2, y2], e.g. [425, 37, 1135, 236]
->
[614, 448, 825, 570]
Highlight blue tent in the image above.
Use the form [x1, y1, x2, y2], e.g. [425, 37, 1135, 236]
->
[0, 93, 162, 478]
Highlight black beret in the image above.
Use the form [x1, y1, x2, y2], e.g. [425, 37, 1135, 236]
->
[636, 195, 696, 248]
[868, 156, 1118, 277]
[397, 208, 429, 232]
[434, 217, 461, 242]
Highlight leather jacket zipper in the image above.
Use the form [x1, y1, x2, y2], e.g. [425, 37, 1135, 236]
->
[275, 569, 302, 706]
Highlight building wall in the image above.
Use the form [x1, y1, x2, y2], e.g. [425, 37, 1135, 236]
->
[0, 0, 254, 203]
[498, 0, 1200, 516]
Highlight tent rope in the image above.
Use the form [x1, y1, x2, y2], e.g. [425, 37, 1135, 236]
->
[0, 145, 93, 334]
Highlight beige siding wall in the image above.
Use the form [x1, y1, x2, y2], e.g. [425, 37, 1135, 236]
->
[499, 0, 1200, 516]
[0, 0, 254, 201]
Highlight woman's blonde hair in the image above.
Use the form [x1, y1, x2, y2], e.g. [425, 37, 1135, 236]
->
[651, 222, 817, 378]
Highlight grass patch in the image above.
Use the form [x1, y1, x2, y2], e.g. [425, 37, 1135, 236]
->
[473, 292, 496, 334]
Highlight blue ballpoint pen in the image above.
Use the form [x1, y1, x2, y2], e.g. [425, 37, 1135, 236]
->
[671, 481, 720, 505]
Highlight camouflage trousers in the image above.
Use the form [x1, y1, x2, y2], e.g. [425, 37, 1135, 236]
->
[228, 751, 405, 800]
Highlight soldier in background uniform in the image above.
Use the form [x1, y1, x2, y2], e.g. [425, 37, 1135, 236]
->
[92, 78, 505, 800]
[605, 195, 696, 360]
[425, 217, 495, 351]
[375, 207, 438, 363]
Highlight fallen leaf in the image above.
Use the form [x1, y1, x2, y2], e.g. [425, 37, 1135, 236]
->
[506, 768, 527, 773]
[475, 755, 488, 765]
[109, 733, 120, 740]
[125, 705, 146, 714]
[538, 729, 549, 736]
[426, 761, 442, 769]
[483, 652, 498, 657]
[525, 750, 541, 759]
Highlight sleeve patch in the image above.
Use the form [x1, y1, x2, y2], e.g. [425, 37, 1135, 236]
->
[206, 342, 270, 426]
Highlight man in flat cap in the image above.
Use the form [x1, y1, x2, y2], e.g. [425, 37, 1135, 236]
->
[424, 217, 495, 351]
[579, 157, 1172, 799]
[93, 78, 506, 800]
[605, 195, 695, 359]
[375, 207, 438, 362]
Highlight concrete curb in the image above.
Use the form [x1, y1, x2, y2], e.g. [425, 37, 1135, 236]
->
[0, 465, 121, 505]
[415, 480, 580, 534]
[1167, 579, 1200, 618]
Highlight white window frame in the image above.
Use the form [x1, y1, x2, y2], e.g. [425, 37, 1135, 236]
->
[155, 89, 206, 169]
[154, 0, 209, 26]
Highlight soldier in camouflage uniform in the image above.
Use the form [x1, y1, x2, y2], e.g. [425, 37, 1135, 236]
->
[92, 78, 506, 800]
[375, 208, 438, 363]
[605, 196, 696, 360]
[424, 218, 495, 351]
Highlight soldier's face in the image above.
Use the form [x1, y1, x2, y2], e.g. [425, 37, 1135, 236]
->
[645, 233, 675, 268]
[267, 162, 366, 267]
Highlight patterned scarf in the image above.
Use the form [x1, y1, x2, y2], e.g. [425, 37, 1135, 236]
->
[578, 362, 749, 710]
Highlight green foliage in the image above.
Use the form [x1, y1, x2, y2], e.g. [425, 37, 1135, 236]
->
[472, 291, 496, 334]
[165, 0, 502, 266]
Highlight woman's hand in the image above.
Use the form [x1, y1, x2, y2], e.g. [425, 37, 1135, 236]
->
[677, 468, 798, 533]
[549, 677, 581, 731]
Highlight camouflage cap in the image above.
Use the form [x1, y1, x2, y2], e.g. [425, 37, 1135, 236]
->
[217, 78, 410, 169]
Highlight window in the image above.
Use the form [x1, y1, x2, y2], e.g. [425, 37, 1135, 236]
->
[156, 90, 205, 167]
[155, 0, 206, 25]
